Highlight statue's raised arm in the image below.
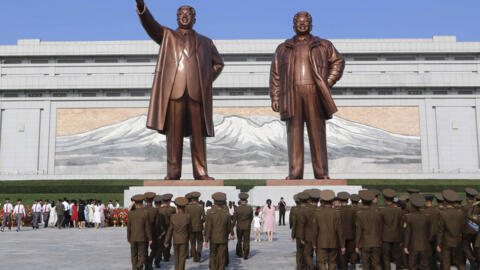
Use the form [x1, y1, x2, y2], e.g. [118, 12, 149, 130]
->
[135, 0, 164, 45]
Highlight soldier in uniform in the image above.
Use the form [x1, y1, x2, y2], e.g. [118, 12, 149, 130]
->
[233, 192, 254, 259]
[355, 190, 382, 270]
[422, 193, 440, 270]
[370, 189, 380, 208]
[350, 194, 360, 208]
[337, 192, 357, 270]
[379, 188, 403, 270]
[465, 196, 480, 270]
[143, 192, 164, 270]
[435, 193, 446, 211]
[292, 192, 308, 270]
[185, 191, 205, 262]
[205, 192, 235, 270]
[303, 189, 320, 270]
[403, 193, 431, 269]
[463, 188, 478, 267]
[165, 197, 191, 270]
[158, 194, 176, 262]
[313, 190, 345, 270]
[127, 194, 153, 270]
[289, 194, 300, 231]
[437, 190, 466, 270]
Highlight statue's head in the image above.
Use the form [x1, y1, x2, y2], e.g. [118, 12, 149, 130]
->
[293, 11, 312, 35]
[177, 5, 196, 29]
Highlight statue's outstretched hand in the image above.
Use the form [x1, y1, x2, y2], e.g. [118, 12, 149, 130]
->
[136, 0, 145, 10]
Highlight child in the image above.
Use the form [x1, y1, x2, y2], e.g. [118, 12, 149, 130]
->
[253, 212, 262, 242]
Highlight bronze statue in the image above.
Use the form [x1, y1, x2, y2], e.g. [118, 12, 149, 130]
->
[135, 0, 224, 180]
[269, 11, 345, 180]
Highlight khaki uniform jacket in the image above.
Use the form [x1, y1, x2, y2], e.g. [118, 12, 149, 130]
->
[165, 212, 191, 244]
[313, 206, 344, 249]
[144, 205, 165, 238]
[128, 208, 153, 243]
[379, 204, 403, 243]
[339, 205, 355, 240]
[437, 206, 465, 247]
[185, 204, 205, 232]
[233, 205, 253, 230]
[289, 206, 298, 230]
[303, 205, 317, 242]
[355, 205, 382, 248]
[466, 205, 480, 247]
[421, 206, 440, 240]
[463, 202, 477, 235]
[205, 207, 232, 244]
[404, 211, 431, 251]
[292, 206, 306, 240]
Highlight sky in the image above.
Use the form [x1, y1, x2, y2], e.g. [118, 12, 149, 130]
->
[0, 0, 479, 44]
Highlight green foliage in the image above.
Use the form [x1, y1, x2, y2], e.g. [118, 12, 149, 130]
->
[224, 180, 266, 192]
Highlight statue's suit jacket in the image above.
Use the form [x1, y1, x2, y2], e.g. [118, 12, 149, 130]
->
[270, 36, 344, 120]
[137, 6, 224, 137]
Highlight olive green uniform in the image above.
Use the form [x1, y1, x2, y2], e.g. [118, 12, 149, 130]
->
[404, 209, 431, 269]
[355, 205, 383, 270]
[165, 212, 191, 270]
[128, 208, 153, 270]
[185, 203, 205, 262]
[205, 207, 233, 270]
[233, 204, 254, 258]
[438, 206, 466, 270]
[313, 206, 344, 270]
[379, 204, 403, 270]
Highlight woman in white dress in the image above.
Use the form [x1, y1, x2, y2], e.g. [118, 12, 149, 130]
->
[87, 201, 95, 226]
[93, 201, 101, 229]
[48, 203, 57, 227]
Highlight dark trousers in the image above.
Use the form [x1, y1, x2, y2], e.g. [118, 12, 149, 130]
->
[463, 233, 477, 264]
[210, 243, 227, 270]
[173, 243, 187, 270]
[130, 241, 148, 270]
[147, 239, 159, 269]
[441, 245, 465, 270]
[361, 247, 382, 270]
[155, 235, 168, 263]
[339, 239, 358, 269]
[382, 241, 403, 270]
[165, 95, 208, 179]
[32, 212, 40, 228]
[1, 214, 11, 230]
[296, 238, 305, 270]
[43, 212, 50, 228]
[303, 240, 315, 270]
[56, 215, 64, 228]
[409, 251, 430, 270]
[236, 228, 251, 258]
[279, 211, 286, 225]
[190, 231, 203, 262]
[286, 85, 328, 179]
[317, 248, 338, 270]
[63, 210, 69, 227]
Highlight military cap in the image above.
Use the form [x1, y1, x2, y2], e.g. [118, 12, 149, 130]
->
[442, 190, 460, 203]
[131, 194, 145, 202]
[359, 190, 375, 202]
[212, 192, 227, 202]
[144, 192, 156, 200]
[298, 192, 310, 201]
[337, 192, 350, 201]
[476, 194, 480, 201]
[293, 194, 299, 203]
[423, 194, 434, 201]
[238, 192, 249, 200]
[370, 189, 380, 197]
[350, 194, 360, 203]
[185, 193, 192, 200]
[190, 192, 201, 198]
[154, 195, 162, 202]
[435, 193, 444, 202]
[382, 188, 397, 199]
[163, 193, 173, 200]
[399, 194, 409, 201]
[465, 188, 478, 197]
[320, 190, 335, 201]
[174, 197, 188, 207]
[410, 193, 426, 208]
[307, 189, 321, 200]
[407, 188, 421, 194]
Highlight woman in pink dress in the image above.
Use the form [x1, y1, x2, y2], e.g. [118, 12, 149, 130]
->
[262, 199, 276, 242]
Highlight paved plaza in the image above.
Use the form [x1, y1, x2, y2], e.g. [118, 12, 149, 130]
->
[0, 224, 296, 270]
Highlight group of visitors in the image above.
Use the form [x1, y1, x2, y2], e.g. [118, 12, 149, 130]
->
[1, 198, 121, 231]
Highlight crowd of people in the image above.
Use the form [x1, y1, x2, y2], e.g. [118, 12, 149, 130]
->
[1, 198, 121, 231]
[126, 187, 480, 270]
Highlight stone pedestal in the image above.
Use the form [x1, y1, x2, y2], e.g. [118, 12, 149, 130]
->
[266, 179, 347, 186]
[144, 180, 224, 186]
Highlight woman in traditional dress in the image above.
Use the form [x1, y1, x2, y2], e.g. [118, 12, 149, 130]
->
[262, 199, 276, 242]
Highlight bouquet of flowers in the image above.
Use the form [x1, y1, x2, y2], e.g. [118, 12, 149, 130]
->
[109, 209, 121, 227]
[0, 209, 4, 226]
[119, 209, 128, 227]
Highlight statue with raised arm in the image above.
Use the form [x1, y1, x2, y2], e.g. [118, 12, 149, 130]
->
[135, 0, 224, 180]
[269, 11, 345, 180]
